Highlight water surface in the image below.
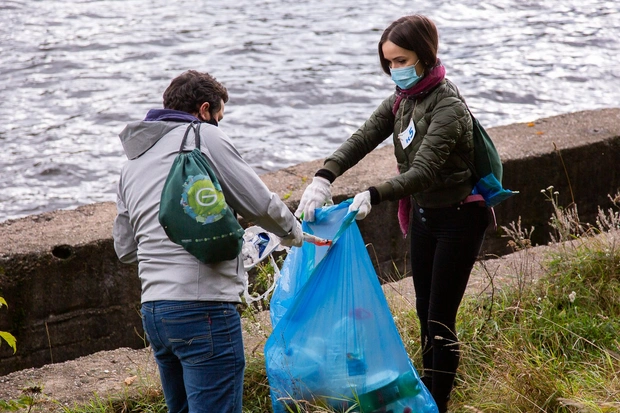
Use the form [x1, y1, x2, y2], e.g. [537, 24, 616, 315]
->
[1, 0, 618, 221]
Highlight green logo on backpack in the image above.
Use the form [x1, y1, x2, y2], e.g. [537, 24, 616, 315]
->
[181, 175, 227, 224]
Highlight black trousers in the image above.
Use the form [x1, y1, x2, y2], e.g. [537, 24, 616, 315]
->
[409, 201, 489, 412]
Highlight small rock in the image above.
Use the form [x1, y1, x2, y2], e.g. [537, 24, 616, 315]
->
[124, 375, 137, 386]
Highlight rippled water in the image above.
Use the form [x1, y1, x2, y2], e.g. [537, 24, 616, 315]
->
[1, 0, 618, 221]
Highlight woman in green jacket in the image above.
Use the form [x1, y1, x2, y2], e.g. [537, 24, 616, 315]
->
[296, 15, 489, 413]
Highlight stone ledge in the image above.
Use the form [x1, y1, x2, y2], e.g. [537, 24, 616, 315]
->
[0, 203, 117, 257]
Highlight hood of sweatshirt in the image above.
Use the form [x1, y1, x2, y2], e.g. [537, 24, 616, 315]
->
[119, 109, 200, 160]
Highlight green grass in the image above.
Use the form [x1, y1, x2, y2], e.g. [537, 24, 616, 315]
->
[451, 241, 620, 412]
[56, 390, 167, 413]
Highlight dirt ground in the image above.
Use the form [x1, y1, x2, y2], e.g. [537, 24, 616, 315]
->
[1, 230, 616, 412]
[0, 346, 158, 411]
[0, 313, 273, 412]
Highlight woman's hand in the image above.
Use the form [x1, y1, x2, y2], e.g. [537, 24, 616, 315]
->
[348, 191, 371, 220]
[294, 177, 333, 222]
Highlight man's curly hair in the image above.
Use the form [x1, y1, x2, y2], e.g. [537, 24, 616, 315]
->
[163, 70, 228, 117]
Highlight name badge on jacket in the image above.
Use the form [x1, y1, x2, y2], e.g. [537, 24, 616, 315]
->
[398, 118, 416, 149]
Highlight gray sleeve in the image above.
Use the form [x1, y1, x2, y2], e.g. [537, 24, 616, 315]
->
[112, 176, 138, 264]
[200, 128, 298, 238]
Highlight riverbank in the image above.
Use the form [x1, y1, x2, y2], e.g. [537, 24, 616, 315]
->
[0, 226, 618, 411]
[0, 241, 558, 409]
[0, 107, 619, 377]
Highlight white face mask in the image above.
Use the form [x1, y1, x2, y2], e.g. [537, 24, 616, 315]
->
[390, 60, 423, 89]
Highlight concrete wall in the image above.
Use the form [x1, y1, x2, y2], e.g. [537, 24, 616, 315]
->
[0, 108, 618, 375]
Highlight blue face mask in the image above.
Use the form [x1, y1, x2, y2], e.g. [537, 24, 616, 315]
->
[390, 60, 423, 89]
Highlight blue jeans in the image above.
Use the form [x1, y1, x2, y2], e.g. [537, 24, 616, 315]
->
[141, 301, 245, 413]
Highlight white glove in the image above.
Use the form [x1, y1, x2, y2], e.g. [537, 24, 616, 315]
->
[279, 220, 303, 248]
[348, 191, 371, 220]
[294, 176, 333, 222]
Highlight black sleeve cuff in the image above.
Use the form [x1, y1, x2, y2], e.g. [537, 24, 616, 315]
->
[314, 168, 336, 183]
[368, 186, 381, 205]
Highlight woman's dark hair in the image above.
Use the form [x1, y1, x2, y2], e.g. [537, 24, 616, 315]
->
[163, 70, 229, 116]
[378, 15, 439, 76]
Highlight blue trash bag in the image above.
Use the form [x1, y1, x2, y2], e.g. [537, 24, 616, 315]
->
[265, 206, 438, 413]
[269, 201, 352, 328]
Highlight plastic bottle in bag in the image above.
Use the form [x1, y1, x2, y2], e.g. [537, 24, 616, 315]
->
[356, 370, 421, 412]
[374, 391, 437, 413]
[280, 336, 327, 399]
[325, 313, 368, 401]
[324, 342, 366, 399]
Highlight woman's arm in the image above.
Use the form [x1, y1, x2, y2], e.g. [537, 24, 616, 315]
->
[320, 95, 396, 180]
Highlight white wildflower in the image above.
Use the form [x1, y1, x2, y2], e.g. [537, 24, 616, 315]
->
[568, 291, 577, 303]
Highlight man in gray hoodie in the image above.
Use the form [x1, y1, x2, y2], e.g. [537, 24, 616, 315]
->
[113, 70, 302, 413]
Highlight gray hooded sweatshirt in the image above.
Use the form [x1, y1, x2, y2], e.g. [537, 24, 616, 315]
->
[113, 120, 297, 304]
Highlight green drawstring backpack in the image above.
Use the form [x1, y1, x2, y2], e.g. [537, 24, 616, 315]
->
[158, 122, 244, 264]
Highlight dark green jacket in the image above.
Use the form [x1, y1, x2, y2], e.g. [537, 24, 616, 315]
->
[323, 78, 475, 208]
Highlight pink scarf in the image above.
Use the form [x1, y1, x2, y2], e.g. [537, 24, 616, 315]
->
[394, 61, 446, 237]
[398, 194, 411, 238]
[392, 61, 446, 115]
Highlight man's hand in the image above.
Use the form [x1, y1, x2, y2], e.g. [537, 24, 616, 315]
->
[279, 220, 303, 248]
